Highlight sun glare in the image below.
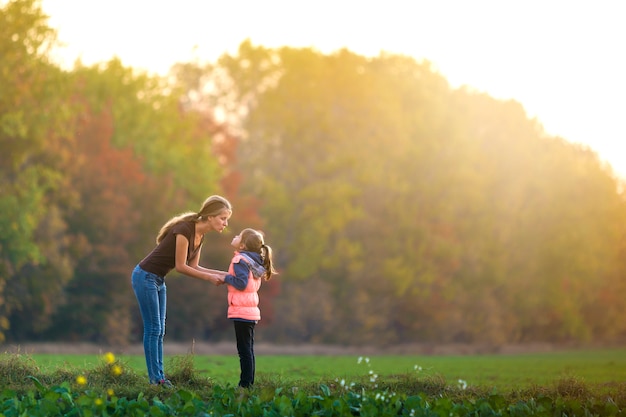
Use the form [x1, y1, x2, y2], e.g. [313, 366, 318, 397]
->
[40, 0, 626, 178]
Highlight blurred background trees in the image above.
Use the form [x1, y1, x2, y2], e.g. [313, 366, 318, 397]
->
[2, 0, 625, 347]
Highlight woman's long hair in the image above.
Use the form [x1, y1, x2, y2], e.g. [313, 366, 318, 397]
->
[156, 195, 232, 244]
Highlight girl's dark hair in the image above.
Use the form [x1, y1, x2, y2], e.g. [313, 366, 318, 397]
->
[156, 195, 232, 244]
[240, 228, 276, 281]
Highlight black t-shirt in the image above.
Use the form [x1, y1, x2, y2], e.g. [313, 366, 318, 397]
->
[138, 221, 202, 279]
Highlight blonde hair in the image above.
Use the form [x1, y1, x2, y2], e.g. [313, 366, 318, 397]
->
[240, 228, 276, 281]
[156, 195, 232, 244]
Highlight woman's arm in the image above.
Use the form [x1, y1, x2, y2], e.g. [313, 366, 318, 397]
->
[192, 262, 228, 276]
[204, 268, 228, 275]
[186, 243, 228, 277]
[174, 234, 221, 285]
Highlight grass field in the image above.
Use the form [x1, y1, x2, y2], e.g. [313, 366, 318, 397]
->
[26, 347, 626, 390]
[3, 348, 626, 415]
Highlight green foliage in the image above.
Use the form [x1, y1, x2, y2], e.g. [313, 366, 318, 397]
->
[2, 352, 626, 416]
[0, 0, 76, 343]
[1, 0, 226, 344]
[0, 352, 40, 385]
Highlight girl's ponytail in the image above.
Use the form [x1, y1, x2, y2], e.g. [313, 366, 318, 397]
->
[260, 244, 277, 281]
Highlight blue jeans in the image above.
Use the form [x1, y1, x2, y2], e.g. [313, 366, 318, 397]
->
[131, 265, 166, 384]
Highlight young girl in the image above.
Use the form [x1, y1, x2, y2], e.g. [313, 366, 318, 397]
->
[131, 195, 232, 387]
[222, 228, 276, 389]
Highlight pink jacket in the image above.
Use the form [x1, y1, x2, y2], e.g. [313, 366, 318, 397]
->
[227, 253, 262, 320]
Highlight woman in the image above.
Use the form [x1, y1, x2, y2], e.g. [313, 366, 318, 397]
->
[131, 195, 231, 387]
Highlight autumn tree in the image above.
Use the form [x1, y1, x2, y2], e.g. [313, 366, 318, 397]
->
[40, 57, 229, 344]
[206, 41, 626, 346]
[0, 0, 77, 342]
[3, 0, 229, 344]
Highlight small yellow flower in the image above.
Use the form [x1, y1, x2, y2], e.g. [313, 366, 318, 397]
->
[95, 398, 103, 406]
[107, 389, 115, 397]
[76, 375, 87, 385]
[112, 364, 123, 376]
[104, 352, 116, 364]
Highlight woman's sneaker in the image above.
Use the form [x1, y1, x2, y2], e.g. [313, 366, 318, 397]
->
[159, 379, 174, 388]
[151, 379, 174, 389]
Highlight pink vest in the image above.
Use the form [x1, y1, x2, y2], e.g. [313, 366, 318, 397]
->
[227, 253, 262, 320]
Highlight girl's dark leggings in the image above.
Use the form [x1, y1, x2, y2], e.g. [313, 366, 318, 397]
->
[234, 320, 256, 388]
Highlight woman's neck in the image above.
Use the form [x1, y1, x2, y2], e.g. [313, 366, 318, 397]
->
[195, 221, 210, 235]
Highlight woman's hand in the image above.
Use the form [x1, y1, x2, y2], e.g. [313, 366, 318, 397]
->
[205, 272, 225, 286]
[215, 275, 225, 286]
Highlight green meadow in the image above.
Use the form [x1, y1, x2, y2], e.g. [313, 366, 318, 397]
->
[3, 348, 626, 416]
[26, 347, 626, 390]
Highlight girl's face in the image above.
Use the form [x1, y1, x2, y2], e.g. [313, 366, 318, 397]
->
[208, 209, 231, 233]
[230, 233, 243, 249]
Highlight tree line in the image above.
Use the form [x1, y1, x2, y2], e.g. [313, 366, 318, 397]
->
[2, 0, 625, 348]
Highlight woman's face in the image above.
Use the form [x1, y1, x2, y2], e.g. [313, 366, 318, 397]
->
[208, 209, 231, 233]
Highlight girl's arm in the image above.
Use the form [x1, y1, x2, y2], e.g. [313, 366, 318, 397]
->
[174, 235, 221, 285]
[224, 261, 250, 290]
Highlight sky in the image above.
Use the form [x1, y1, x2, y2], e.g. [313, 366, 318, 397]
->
[40, 0, 626, 179]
